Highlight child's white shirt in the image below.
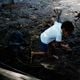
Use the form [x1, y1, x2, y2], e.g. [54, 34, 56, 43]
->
[40, 21, 62, 44]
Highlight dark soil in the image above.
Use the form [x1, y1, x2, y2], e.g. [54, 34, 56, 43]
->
[0, 2, 80, 80]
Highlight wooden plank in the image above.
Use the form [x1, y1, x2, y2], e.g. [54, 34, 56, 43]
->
[0, 68, 40, 80]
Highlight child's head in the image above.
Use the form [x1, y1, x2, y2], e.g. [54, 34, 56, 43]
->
[61, 21, 74, 37]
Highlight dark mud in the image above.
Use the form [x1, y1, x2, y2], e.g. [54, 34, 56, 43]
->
[0, 2, 80, 80]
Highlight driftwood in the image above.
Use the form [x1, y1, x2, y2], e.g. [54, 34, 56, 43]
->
[0, 68, 40, 80]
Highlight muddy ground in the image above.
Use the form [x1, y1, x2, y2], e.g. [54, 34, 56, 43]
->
[0, 0, 80, 51]
[0, 0, 80, 80]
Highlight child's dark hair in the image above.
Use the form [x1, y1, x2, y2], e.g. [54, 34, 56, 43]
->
[61, 21, 74, 33]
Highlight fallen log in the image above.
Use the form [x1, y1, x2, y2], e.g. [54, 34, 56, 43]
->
[0, 68, 40, 80]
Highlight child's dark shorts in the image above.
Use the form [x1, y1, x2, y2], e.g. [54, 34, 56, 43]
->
[39, 40, 48, 52]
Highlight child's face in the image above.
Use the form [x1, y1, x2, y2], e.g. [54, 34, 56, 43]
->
[63, 29, 71, 38]
[63, 31, 69, 37]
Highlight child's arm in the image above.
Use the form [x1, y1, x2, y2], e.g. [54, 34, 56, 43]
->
[51, 41, 72, 51]
[61, 43, 72, 51]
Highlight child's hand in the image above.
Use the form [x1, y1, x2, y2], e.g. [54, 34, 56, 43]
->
[61, 44, 69, 48]
[61, 44, 72, 51]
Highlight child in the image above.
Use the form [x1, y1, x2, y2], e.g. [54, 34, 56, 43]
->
[40, 11, 74, 53]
